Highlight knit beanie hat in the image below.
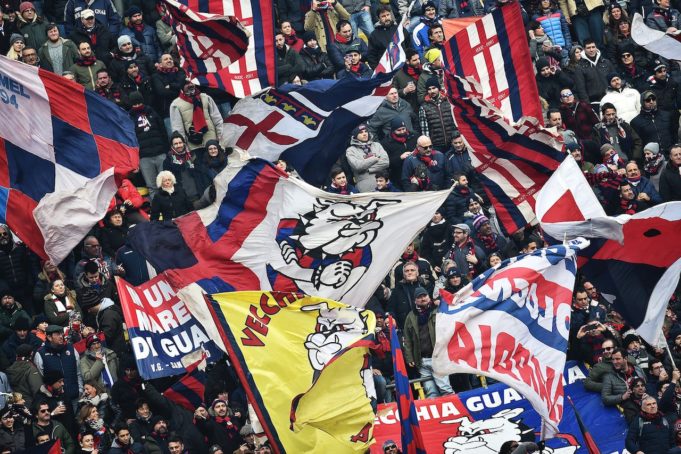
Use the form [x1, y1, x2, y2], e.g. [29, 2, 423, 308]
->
[117, 35, 132, 50]
[351, 123, 368, 138]
[425, 76, 440, 89]
[9, 33, 24, 45]
[390, 117, 407, 132]
[19, 2, 34, 14]
[644, 142, 660, 155]
[424, 48, 442, 64]
[535, 57, 550, 72]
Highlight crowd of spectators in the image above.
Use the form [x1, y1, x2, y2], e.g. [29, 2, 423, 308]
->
[0, 0, 681, 452]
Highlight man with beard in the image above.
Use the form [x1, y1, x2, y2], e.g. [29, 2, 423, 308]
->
[0, 224, 38, 315]
[119, 61, 153, 108]
[591, 102, 642, 162]
[403, 287, 453, 397]
[143, 416, 172, 453]
[617, 181, 650, 214]
[94, 68, 123, 106]
[327, 19, 367, 75]
[444, 131, 476, 185]
[471, 215, 507, 257]
[631, 90, 676, 155]
[418, 78, 456, 150]
[380, 118, 417, 189]
[0, 292, 30, 342]
[31, 400, 75, 454]
[599, 74, 641, 123]
[585, 338, 618, 392]
[442, 223, 486, 279]
[274, 31, 303, 85]
[68, 40, 106, 90]
[393, 48, 421, 112]
[602, 347, 646, 408]
[151, 53, 186, 122]
[368, 87, 416, 140]
[67, 8, 116, 63]
[193, 399, 242, 453]
[367, 6, 410, 68]
[119, 6, 161, 62]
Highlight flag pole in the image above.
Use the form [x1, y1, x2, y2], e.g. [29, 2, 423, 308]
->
[663, 328, 678, 370]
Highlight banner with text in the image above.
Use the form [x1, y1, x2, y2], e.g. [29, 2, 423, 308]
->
[371, 362, 626, 453]
[117, 276, 223, 379]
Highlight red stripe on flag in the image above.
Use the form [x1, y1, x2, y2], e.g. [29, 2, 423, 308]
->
[94, 136, 139, 177]
[0, 140, 9, 187]
[40, 70, 92, 134]
[7, 190, 46, 259]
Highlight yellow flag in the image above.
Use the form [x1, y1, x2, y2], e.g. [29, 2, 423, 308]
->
[207, 291, 376, 453]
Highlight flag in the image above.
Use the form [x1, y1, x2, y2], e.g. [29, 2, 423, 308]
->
[116, 275, 223, 379]
[444, 72, 566, 235]
[388, 315, 426, 454]
[190, 0, 276, 97]
[126, 159, 450, 307]
[163, 353, 207, 412]
[0, 56, 139, 263]
[24, 439, 61, 454]
[567, 396, 601, 454]
[201, 291, 376, 453]
[632, 13, 681, 61]
[163, 0, 250, 77]
[433, 239, 589, 438]
[372, 14, 408, 75]
[535, 158, 681, 344]
[443, 3, 543, 123]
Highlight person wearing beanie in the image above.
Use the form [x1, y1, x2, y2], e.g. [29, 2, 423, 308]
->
[615, 42, 649, 93]
[119, 59, 153, 109]
[17, 1, 49, 50]
[119, 5, 162, 62]
[65, 0, 122, 36]
[298, 28, 335, 81]
[416, 47, 444, 104]
[1, 313, 42, 363]
[418, 76, 455, 150]
[367, 86, 416, 140]
[337, 41, 371, 79]
[411, 1, 441, 58]
[643, 142, 666, 190]
[559, 87, 599, 141]
[472, 214, 507, 256]
[380, 113, 418, 189]
[6, 338, 43, 409]
[80, 331, 119, 391]
[108, 33, 153, 83]
[6, 33, 25, 60]
[599, 71, 641, 124]
[631, 90, 675, 155]
[0, 4, 19, 56]
[592, 102, 642, 162]
[345, 122, 390, 192]
[535, 57, 573, 108]
[0, 291, 31, 343]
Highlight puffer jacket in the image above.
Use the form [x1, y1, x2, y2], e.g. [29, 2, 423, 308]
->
[599, 86, 641, 123]
[345, 136, 390, 192]
[645, 6, 681, 32]
[533, 10, 571, 49]
[601, 365, 646, 406]
[418, 93, 456, 149]
[367, 98, 416, 140]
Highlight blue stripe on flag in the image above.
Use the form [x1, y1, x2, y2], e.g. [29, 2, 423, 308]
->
[5, 141, 56, 201]
[51, 116, 101, 178]
[492, 11, 523, 121]
[205, 159, 268, 242]
[0, 187, 9, 223]
[84, 91, 138, 147]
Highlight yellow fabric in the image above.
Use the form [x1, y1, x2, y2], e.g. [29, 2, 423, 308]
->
[208, 291, 376, 452]
[424, 48, 442, 64]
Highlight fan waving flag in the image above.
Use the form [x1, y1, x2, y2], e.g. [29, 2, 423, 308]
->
[632, 13, 681, 61]
[163, 0, 250, 76]
[444, 72, 566, 235]
[126, 159, 450, 308]
[200, 291, 377, 453]
[0, 56, 139, 263]
[433, 239, 589, 438]
[388, 315, 426, 454]
[443, 3, 543, 123]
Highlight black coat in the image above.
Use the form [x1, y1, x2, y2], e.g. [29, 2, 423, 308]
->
[299, 46, 334, 81]
[130, 106, 168, 158]
[536, 71, 573, 108]
[100, 224, 129, 259]
[631, 108, 677, 154]
[380, 133, 417, 190]
[151, 69, 187, 118]
[367, 23, 411, 69]
[0, 20, 18, 55]
[276, 45, 303, 85]
[68, 23, 116, 64]
[0, 242, 39, 304]
[660, 161, 681, 202]
[387, 280, 433, 329]
[108, 52, 153, 83]
[119, 76, 154, 110]
[573, 56, 616, 102]
[150, 187, 193, 221]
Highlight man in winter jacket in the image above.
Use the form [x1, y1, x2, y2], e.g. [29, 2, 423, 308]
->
[380, 117, 417, 189]
[387, 261, 431, 329]
[38, 23, 78, 75]
[660, 145, 681, 201]
[625, 161, 662, 205]
[119, 6, 161, 62]
[35, 326, 83, 402]
[108, 423, 145, 454]
[0, 292, 31, 341]
[17, 2, 48, 49]
[6, 344, 43, 409]
[574, 39, 616, 103]
[64, 0, 122, 35]
[645, 0, 680, 32]
[193, 399, 242, 453]
[80, 294, 126, 356]
[151, 54, 186, 121]
[647, 61, 681, 114]
[1, 316, 41, 361]
[438, 0, 484, 18]
[69, 40, 106, 89]
[599, 73, 641, 123]
[591, 103, 642, 162]
[367, 6, 410, 68]
[129, 91, 169, 197]
[412, 1, 441, 58]
[625, 395, 675, 454]
[0, 224, 38, 315]
[170, 82, 224, 153]
[303, 0, 350, 52]
[32, 401, 75, 454]
[67, 8, 116, 63]
[584, 338, 617, 392]
[327, 19, 367, 74]
[602, 347, 646, 407]
[298, 31, 335, 81]
[631, 90, 677, 155]
[535, 57, 573, 108]
[418, 77, 456, 150]
[337, 43, 372, 78]
[393, 49, 422, 112]
[368, 87, 417, 140]
[417, 48, 444, 104]
[442, 223, 486, 279]
[401, 135, 446, 191]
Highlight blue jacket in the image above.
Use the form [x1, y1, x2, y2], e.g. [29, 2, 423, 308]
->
[533, 10, 571, 50]
[401, 150, 446, 191]
[64, 0, 122, 35]
[37, 342, 81, 401]
[120, 24, 163, 63]
[630, 176, 663, 205]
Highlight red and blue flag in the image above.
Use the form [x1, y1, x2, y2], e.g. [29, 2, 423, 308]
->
[163, 354, 207, 412]
[388, 315, 426, 454]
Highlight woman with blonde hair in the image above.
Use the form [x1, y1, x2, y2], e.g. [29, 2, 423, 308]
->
[6, 34, 24, 60]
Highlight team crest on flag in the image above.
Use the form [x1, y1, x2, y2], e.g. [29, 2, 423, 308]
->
[201, 292, 377, 452]
[433, 239, 589, 438]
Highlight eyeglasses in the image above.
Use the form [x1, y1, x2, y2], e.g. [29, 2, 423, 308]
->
[39, 409, 50, 413]
[621, 53, 632, 58]
[419, 145, 433, 149]
[560, 92, 573, 98]
[603, 347, 614, 351]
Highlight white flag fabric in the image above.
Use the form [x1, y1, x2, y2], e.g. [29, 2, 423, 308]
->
[632, 13, 681, 60]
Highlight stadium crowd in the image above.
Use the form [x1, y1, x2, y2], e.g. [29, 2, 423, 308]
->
[0, 0, 680, 452]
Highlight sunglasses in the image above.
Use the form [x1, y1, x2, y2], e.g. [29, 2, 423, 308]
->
[603, 347, 614, 351]
[419, 145, 433, 149]
[560, 92, 573, 98]
[621, 53, 632, 58]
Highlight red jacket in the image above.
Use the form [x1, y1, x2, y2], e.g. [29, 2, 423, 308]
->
[107, 179, 147, 213]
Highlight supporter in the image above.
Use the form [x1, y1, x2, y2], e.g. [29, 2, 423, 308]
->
[129, 90, 168, 191]
[327, 19, 368, 75]
[81, 294, 125, 356]
[109, 35, 153, 82]
[325, 167, 358, 194]
[69, 41, 106, 90]
[274, 31, 303, 85]
[119, 61, 153, 108]
[80, 333, 118, 391]
[643, 142, 666, 191]
[77, 431, 97, 453]
[603, 2, 628, 46]
[574, 39, 615, 103]
[568, 142, 596, 173]
[106, 181, 149, 227]
[645, 0, 681, 32]
[280, 20, 303, 53]
[0, 290, 31, 343]
[444, 131, 475, 184]
[631, 90, 676, 154]
[367, 6, 409, 68]
[625, 395, 675, 453]
[592, 103, 642, 162]
[150, 170, 194, 221]
[5, 33, 24, 60]
[338, 0, 373, 39]
[647, 360, 670, 395]
[472, 215, 507, 257]
[195, 140, 231, 195]
[76, 403, 112, 450]
[303, 0, 350, 53]
[67, 8, 116, 63]
[411, 1, 441, 58]
[151, 53, 186, 124]
[163, 132, 199, 201]
[168, 434, 189, 454]
[416, 48, 443, 105]
[439, 0, 484, 17]
[625, 161, 662, 204]
[78, 381, 111, 422]
[560, 88, 600, 143]
[345, 123, 390, 192]
[382, 439, 401, 453]
[618, 180, 650, 214]
[31, 263, 68, 310]
[337, 43, 372, 78]
[599, 74, 641, 123]
[119, 6, 161, 63]
[442, 223, 486, 279]
[110, 357, 143, 424]
[444, 174, 484, 225]
[602, 347, 647, 408]
[32, 400, 75, 454]
[559, 0, 605, 48]
[374, 170, 398, 192]
[0, 224, 39, 314]
[535, 57, 573, 108]
[380, 117, 417, 188]
[6, 344, 42, 408]
[2, 317, 42, 362]
[368, 87, 417, 140]
[403, 286, 454, 397]
[193, 398, 242, 453]
[298, 31, 334, 81]
[660, 144, 681, 201]
[389, 242, 435, 288]
[584, 338, 617, 392]
[44, 279, 80, 327]
[387, 261, 430, 329]
[610, 30, 653, 83]
[108, 423, 144, 454]
[17, 2, 48, 49]
[20, 45, 40, 65]
[418, 77, 456, 150]
[392, 48, 421, 112]
[74, 236, 117, 282]
[0, 405, 27, 452]
[528, 19, 562, 65]
[419, 210, 452, 272]
[94, 68, 123, 107]
[64, 0, 122, 36]
[169, 82, 224, 155]
[0, 8, 19, 55]
[401, 135, 445, 191]
[38, 23, 78, 74]
[624, 333, 651, 374]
